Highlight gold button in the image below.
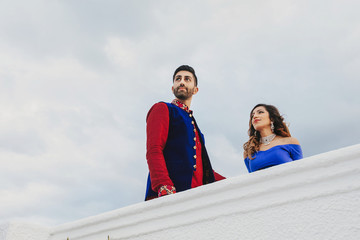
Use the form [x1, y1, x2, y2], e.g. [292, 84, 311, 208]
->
[194, 137, 196, 141]
[194, 129, 196, 132]
[191, 121, 194, 124]
[193, 146, 196, 149]
[194, 155, 197, 159]
[193, 165, 197, 169]
[189, 114, 192, 117]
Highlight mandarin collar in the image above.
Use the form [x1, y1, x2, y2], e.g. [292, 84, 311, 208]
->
[171, 99, 192, 113]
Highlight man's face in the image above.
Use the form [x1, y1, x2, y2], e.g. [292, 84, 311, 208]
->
[172, 70, 198, 100]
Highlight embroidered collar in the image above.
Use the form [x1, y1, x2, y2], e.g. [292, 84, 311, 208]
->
[171, 99, 192, 113]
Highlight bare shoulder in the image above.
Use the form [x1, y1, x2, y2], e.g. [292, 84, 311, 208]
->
[281, 136, 300, 145]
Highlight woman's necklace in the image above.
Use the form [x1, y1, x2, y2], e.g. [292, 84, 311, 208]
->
[261, 134, 276, 145]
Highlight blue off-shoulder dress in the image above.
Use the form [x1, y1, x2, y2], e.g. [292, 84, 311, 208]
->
[244, 144, 303, 173]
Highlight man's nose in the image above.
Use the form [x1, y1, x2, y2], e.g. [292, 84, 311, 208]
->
[178, 78, 186, 85]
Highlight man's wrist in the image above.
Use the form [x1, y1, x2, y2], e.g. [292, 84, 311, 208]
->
[158, 185, 176, 197]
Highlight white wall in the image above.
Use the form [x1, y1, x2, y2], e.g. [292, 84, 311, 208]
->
[0, 222, 49, 240]
[2, 143, 360, 240]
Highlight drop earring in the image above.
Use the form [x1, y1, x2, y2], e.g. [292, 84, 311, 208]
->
[271, 122, 274, 132]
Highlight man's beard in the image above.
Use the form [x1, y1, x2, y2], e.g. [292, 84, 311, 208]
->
[173, 86, 194, 100]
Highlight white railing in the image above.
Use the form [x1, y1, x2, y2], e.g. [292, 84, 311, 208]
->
[1, 143, 360, 240]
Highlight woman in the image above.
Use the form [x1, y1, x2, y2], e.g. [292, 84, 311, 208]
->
[243, 104, 303, 173]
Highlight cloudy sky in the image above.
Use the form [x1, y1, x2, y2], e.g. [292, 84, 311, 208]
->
[1, 0, 359, 226]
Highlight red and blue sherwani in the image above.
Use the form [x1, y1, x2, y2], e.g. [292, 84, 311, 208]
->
[145, 99, 225, 200]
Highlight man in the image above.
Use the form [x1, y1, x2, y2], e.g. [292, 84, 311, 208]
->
[145, 65, 225, 200]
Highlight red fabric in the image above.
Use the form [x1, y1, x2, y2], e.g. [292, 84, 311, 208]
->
[146, 102, 173, 193]
[146, 100, 225, 195]
[214, 171, 226, 181]
[171, 99, 190, 112]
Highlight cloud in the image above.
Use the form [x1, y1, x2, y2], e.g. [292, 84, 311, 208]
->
[105, 37, 139, 68]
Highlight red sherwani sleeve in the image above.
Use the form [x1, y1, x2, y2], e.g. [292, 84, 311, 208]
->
[146, 102, 174, 192]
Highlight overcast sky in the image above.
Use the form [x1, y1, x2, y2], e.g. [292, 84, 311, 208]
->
[1, 0, 359, 226]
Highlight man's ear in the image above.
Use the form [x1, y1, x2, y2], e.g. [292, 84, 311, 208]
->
[193, 87, 199, 95]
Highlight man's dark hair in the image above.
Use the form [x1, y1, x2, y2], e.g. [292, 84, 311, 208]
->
[173, 65, 198, 86]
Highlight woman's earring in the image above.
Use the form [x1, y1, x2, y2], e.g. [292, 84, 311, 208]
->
[254, 130, 257, 136]
[271, 122, 274, 132]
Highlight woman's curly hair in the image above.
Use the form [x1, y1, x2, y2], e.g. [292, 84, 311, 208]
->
[243, 104, 291, 159]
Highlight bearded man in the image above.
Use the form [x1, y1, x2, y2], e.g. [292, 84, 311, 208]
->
[145, 65, 225, 200]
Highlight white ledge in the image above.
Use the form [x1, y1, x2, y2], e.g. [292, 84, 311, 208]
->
[2, 143, 360, 240]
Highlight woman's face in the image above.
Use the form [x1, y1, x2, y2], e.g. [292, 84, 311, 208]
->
[251, 106, 271, 131]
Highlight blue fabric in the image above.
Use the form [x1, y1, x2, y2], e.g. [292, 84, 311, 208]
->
[244, 144, 303, 173]
[145, 102, 215, 200]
